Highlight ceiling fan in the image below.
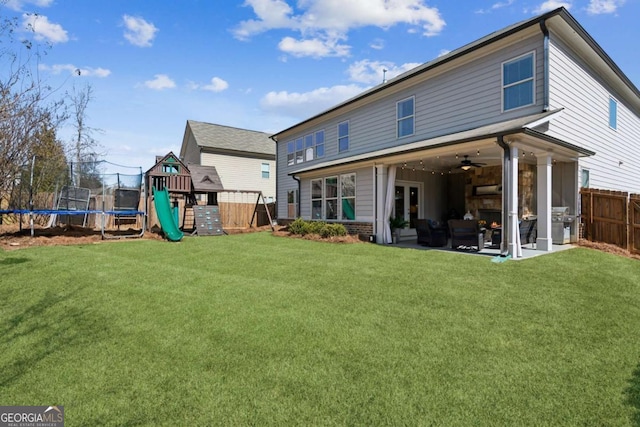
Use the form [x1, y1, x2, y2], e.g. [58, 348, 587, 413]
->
[457, 155, 486, 171]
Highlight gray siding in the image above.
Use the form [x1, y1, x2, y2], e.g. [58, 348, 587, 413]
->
[547, 35, 640, 192]
[182, 133, 200, 165]
[297, 167, 374, 222]
[277, 35, 546, 218]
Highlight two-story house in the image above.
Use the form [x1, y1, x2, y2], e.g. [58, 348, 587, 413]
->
[271, 7, 640, 259]
[180, 120, 276, 203]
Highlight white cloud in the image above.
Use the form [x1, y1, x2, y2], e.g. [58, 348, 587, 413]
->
[278, 36, 350, 58]
[476, 0, 515, 14]
[39, 63, 111, 78]
[4, 0, 53, 11]
[261, 84, 365, 118]
[587, 0, 625, 14]
[202, 77, 229, 92]
[532, 0, 572, 14]
[438, 49, 451, 57]
[143, 74, 175, 90]
[347, 59, 421, 84]
[122, 15, 158, 47]
[234, 0, 445, 58]
[22, 14, 68, 43]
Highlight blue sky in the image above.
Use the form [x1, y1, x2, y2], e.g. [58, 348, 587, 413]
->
[3, 0, 639, 172]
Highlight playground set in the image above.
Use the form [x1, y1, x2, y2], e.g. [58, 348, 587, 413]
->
[0, 153, 274, 243]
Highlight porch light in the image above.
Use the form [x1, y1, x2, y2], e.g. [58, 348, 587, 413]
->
[461, 165, 472, 171]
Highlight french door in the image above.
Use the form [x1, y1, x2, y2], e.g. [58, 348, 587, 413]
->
[394, 180, 421, 236]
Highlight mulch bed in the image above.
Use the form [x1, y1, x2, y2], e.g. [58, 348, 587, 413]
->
[1, 223, 637, 260]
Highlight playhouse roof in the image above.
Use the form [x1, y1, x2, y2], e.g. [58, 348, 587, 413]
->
[189, 164, 224, 192]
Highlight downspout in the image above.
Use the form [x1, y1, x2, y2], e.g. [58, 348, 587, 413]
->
[540, 19, 550, 112]
[497, 135, 510, 256]
[269, 135, 280, 220]
[292, 175, 301, 218]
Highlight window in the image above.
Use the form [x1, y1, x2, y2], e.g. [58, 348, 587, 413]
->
[304, 134, 314, 161]
[397, 97, 415, 138]
[581, 169, 590, 188]
[325, 177, 338, 219]
[341, 173, 356, 220]
[287, 141, 295, 166]
[309, 173, 357, 221]
[609, 97, 618, 129]
[315, 130, 325, 158]
[311, 179, 323, 219]
[295, 137, 304, 163]
[287, 189, 298, 218]
[162, 164, 179, 174]
[502, 52, 535, 111]
[338, 121, 349, 152]
[261, 163, 270, 179]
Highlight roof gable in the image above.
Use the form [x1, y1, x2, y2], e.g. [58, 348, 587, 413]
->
[272, 7, 640, 139]
[181, 120, 275, 158]
[146, 151, 190, 175]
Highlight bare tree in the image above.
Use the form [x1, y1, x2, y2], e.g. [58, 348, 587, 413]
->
[0, 11, 67, 205]
[67, 83, 103, 188]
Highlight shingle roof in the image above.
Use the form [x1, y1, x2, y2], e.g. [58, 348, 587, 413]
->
[187, 120, 274, 156]
[189, 164, 224, 192]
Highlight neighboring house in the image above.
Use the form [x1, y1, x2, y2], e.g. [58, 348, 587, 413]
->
[271, 7, 640, 259]
[180, 120, 276, 203]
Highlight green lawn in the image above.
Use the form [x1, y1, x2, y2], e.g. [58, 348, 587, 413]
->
[1, 233, 639, 426]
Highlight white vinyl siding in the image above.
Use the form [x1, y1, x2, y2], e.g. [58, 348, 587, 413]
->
[547, 34, 640, 193]
[201, 152, 275, 201]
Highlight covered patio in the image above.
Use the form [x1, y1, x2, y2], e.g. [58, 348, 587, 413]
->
[370, 110, 595, 259]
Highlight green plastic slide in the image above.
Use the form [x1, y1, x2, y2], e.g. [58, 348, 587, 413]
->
[152, 186, 184, 242]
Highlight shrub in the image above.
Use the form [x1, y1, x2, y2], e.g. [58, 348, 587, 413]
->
[288, 217, 310, 235]
[287, 219, 348, 239]
[308, 221, 326, 235]
[319, 223, 347, 238]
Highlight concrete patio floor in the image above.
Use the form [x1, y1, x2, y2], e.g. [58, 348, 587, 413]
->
[393, 237, 576, 261]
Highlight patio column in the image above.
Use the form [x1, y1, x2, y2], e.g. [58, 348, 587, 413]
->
[536, 153, 553, 251]
[375, 164, 387, 243]
[508, 145, 521, 258]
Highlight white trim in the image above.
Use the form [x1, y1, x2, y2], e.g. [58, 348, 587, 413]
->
[501, 51, 536, 113]
[396, 96, 415, 139]
[338, 120, 350, 153]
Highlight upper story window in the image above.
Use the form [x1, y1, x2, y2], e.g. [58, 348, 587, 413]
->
[338, 121, 349, 152]
[397, 96, 415, 138]
[502, 52, 535, 111]
[609, 97, 618, 130]
[295, 137, 304, 163]
[287, 130, 325, 167]
[287, 141, 295, 166]
[261, 163, 270, 179]
[315, 130, 325, 158]
[304, 134, 314, 161]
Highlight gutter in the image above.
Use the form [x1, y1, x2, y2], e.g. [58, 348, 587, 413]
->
[291, 175, 301, 218]
[269, 134, 281, 220]
[540, 18, 550, 112]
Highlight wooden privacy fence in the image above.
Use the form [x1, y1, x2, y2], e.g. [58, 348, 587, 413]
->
[580, 188, 640, 254]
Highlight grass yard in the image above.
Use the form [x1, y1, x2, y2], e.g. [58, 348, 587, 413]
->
[1, 232, 639, 426]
